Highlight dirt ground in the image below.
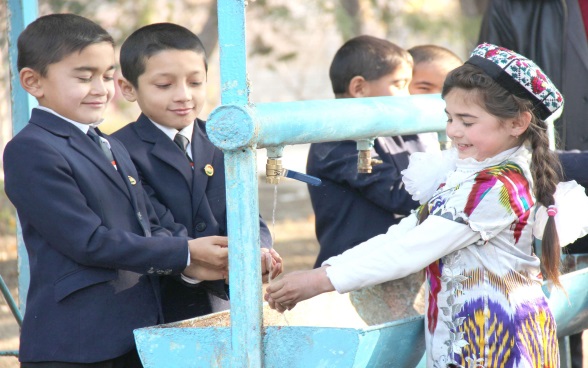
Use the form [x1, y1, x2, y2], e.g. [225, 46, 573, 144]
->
[1, 176, 587, 367]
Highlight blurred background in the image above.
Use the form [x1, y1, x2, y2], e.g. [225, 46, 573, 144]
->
[0, 1, 490, 366]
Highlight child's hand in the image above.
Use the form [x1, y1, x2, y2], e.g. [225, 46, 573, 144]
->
[182, 263, 227, 281]
[264, 266, 334, 313]
[261, 248, 283, 283]
[188, 236, 229, 270]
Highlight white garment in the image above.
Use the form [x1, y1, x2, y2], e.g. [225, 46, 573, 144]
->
[324, 146, 558, 367]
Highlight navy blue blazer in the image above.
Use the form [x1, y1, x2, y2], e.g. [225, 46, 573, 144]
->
[113, 114, 272, 322]
[3, 109, 189, 363]
[307, 136, 424, 267]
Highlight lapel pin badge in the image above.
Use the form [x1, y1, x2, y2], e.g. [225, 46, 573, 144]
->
[128, 176, 137, 185]
[204, 164, 214, 177]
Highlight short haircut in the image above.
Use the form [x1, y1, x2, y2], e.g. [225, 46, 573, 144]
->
[120, 23, 207, 88]
[408, 45, 462, 66]
[17, 14, 114, 76]
[329, 35, 412, 95]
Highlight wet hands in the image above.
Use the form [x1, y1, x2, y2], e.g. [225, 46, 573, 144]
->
[182, 236, 229, 281]
[264, 266, 335, 313]
[261, 248, 283, 283]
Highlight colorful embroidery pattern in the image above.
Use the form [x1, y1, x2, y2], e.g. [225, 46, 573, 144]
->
[422, 148, 555, 367]
[464, 162, 533, 243]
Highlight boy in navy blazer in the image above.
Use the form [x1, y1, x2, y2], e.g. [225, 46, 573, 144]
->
[113, 23, 281, 323]
[306, 36, 440, 323]
[308, 36, 432, 268]
[4, 14, 230, 367]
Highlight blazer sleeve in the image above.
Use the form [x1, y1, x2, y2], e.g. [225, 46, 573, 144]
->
[140, 179, 189, 238]
[558, 150, 588, 189]
[308, 141, 418, 215]
[4, 135, 188, 275]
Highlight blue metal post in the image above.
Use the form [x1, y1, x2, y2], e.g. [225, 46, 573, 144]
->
[8, 0, 38, 316]
[217, 1, 263, 367]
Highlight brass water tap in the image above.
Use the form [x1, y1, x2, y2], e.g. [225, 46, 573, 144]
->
[266, 157, 321, 186]
[266, 158, 283, 185]
[357, 139, 378, 173]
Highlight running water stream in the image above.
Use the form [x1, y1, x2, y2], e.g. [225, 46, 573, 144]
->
[268, 184, 290, 323]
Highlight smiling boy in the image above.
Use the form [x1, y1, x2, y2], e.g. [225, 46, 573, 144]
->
[4, 14, 229, 367]
[113, 23, 280, 322]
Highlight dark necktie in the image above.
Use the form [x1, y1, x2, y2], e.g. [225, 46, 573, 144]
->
[174, 132, 193, 165]
[87, 127, 115, 166]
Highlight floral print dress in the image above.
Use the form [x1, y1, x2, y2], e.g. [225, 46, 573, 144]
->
[325, 146, 559, 368]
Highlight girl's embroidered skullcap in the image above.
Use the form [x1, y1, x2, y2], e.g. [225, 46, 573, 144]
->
[466, 43, 564, 120]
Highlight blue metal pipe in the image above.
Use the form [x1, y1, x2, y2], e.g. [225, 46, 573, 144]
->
[207, 94, 447, 151]
[0, 275, 22, 327]
[8, 0, 38, 319]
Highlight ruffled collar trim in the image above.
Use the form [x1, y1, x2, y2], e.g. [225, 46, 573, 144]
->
[401, 145, 528, 205]
[455, 146, 522, 170]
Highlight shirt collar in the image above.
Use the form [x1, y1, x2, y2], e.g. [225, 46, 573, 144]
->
[149, 118, 194, 142]
[35, 106, 104, 134]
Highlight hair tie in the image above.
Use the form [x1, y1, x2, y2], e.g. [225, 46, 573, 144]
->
[547, 205, 557, 217]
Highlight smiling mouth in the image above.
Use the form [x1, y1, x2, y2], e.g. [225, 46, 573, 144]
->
[456, 143, 472, 150]
[84, 102, 106, 107]
[171, 108, 194, 115]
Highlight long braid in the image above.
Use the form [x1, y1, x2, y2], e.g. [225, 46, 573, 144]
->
[525, 117, 563, 288]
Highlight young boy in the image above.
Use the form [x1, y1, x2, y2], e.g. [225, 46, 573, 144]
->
[112, 23, 280, 323]
[4, 14, 231, 367]
[306, 36, 433, 322]
[408, 44, 463, 151]
[408, 44, 462, 95]
[308, 35, 425, 268]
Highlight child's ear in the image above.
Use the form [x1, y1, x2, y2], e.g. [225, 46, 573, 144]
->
[19, 68, 44, 98]
[348, 76, 368, 98]
[118, 78, 138, 102]
[511, 111, 532, 137]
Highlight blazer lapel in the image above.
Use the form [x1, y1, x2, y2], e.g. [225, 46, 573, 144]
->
[134, 114, 193, 189]
[29, 110, 130, 199]
[191, 121, 216, 213]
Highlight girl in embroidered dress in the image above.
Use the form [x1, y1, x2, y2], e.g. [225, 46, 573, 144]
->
[265, 43, 578, 368]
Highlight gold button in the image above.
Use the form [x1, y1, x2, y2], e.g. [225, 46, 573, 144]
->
[204, 164, 214, 176]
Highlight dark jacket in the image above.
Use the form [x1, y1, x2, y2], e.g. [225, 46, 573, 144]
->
[113, 114, 272, 322]
[4, 109, 188, 363]
[479, 0, 588, 150]
[307, 136, 424, 267]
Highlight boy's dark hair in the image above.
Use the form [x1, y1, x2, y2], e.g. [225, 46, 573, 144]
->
[329, 35, 412, 95]
[120, 23, 207, 88]
[408, 44, 462, 66]
[17, 13, 114, 76]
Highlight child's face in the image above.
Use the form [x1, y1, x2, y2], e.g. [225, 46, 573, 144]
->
[363, 62, 412, 97]
[126, 50, 207, 130]
[33, 42, 115, 124]
[409, 61, 454, 95]
[444, 88, 521, 161]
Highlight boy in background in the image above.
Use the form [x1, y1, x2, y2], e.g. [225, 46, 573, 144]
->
[408, 44, 463, 150]
[5, 14, 228, 367]
[306, 35, 430, 323]
[113, 23, 281, 323]
[408, 44, 462, 95]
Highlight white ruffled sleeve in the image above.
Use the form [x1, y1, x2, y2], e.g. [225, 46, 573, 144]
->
[401, 148, 457, 204]
[533, 180, 588, 246]
[325, 215, 480, 294]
